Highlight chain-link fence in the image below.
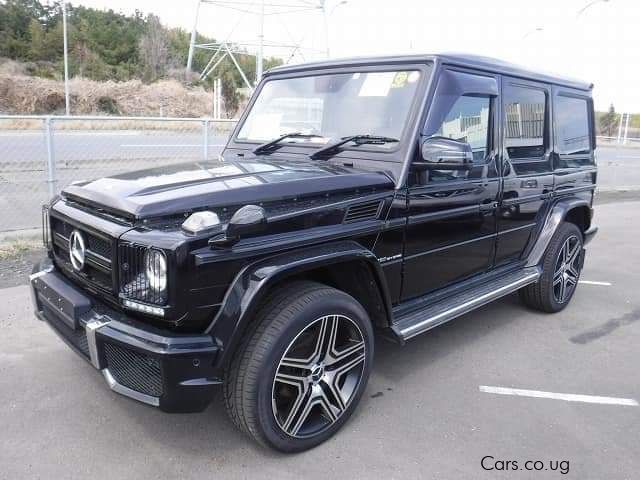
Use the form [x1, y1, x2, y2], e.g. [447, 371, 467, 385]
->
[0, 115, 237, 234]
[1, 116, 639, 236]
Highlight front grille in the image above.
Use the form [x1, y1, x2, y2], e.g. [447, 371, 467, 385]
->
[42, 303, 90, 358]
[119, 243, 167, 305]
[50, 216, 115, 293]
[104, 343, 163, 397]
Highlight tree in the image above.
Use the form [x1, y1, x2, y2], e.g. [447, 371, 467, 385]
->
[221, 71, 240, 117]
[599, 104, 618, 137]
[138, 14, 169, 82]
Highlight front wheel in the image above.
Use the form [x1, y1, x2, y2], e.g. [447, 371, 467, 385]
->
[520, 222, 584, 313]
[223, 281, 374, 452]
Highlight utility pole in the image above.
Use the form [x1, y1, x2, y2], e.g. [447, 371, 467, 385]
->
[256, 0, 265, 83]
[62, 0, 70, 115]
[623, 112, 630, 145]
[320, 0, 329, 58]
[186, 0, 201, 77]
[617, 113, 624, 143]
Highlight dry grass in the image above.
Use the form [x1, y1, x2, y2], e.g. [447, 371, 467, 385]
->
[0, 239, 41, 260]
[0, 62, 225, 119]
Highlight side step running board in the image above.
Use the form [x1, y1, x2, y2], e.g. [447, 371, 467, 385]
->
[391, 267, 541, 342]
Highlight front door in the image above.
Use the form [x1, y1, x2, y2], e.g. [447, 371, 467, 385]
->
[401, 68, 500, 300]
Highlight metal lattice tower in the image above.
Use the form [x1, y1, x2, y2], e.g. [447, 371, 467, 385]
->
[186, 0, 331, 87]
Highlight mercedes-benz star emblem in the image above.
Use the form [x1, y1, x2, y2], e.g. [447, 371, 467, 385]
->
[69, 230, 86, 271]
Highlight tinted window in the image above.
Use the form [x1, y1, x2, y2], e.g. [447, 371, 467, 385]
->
[555, 95, 591, 159]
[431, 95, 491, 163]
[503, 85, 546, 160]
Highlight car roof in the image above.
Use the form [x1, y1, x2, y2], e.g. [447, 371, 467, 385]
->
[266, 53, 593, 91]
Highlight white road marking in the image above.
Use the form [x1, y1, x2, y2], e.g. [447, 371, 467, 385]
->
[120, 144, 226, 148]
[479, 386, 638, 406]
[578, 280, 612, 286]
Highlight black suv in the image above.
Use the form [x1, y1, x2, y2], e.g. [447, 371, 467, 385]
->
[31, 54, 597, 452]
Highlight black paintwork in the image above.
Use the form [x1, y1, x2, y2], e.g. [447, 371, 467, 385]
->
[33, 53, 597, 412]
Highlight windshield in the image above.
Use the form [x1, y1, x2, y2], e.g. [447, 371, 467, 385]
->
[236, 69, 425, 150]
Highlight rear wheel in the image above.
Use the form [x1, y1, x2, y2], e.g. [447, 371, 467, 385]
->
[520, 222, 584, 313]
[223, 281, 374, 452]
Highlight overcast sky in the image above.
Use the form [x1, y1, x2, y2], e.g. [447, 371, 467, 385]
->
[75, 0, 639, 112]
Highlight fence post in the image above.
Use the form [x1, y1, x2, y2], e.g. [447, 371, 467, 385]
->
[203, 119, 209, 160]
[44, 116, 57, 198]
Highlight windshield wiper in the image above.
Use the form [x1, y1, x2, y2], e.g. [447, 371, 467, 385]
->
[253, 132, 325, 155]
[309, 134, 399, 160]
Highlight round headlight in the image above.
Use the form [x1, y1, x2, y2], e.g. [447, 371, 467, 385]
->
[144, 249, 167, 293]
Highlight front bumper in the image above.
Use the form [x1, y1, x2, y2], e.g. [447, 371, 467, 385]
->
[30, 258, 220, 413]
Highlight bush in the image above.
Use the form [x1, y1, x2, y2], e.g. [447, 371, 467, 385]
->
[96, 95, 119, 114]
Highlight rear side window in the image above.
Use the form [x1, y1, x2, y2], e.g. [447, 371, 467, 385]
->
[503, 85, 547, 161]
[502, 82, 552, 176]
[555, 95, 592, 166]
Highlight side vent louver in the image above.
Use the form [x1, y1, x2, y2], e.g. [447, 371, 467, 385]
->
[343, 200, 383, 223]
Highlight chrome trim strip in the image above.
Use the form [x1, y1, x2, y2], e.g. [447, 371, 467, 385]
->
[398, 270, 540, 340]
[85, 319, 110, 369]
[102, 369, 160, 407]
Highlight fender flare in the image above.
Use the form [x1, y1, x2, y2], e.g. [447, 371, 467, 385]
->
[525, 196, 592, 267]
[206, 240, 392, 366]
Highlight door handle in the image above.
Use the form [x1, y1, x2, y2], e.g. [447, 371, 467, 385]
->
[479, 201, 498, 212]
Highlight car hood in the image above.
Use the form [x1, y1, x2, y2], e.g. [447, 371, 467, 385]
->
[62, 155, 395, 219]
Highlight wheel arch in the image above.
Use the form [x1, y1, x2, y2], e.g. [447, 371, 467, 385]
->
[207, 240, 392, 367]
[525, 196, 593, 267]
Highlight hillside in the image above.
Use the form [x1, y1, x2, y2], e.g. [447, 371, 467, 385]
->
[0, 59, 220, 117]
[0, 0, 281, 116]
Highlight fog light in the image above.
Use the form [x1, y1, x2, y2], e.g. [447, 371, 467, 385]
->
[122, 299, 165, 317]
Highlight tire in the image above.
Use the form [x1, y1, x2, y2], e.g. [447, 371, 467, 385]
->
[223, 281, 374, 452]
[520, 222, 584, 313]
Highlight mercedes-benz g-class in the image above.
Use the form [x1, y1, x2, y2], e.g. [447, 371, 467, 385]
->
[31, 54, 597, 452]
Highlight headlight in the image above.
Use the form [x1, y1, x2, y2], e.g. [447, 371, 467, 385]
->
[144, 249, 167, 293]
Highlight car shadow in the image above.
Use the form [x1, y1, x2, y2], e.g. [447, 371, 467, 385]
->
[93, 292, 526, 458]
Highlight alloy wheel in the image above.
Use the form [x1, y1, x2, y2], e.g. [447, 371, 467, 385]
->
[271, 314, 366, 438]
[553, 234, 581, 303]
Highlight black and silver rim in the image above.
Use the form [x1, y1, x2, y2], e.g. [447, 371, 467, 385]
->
[271, 314, 366, 438]
[553, 234, 581, 304]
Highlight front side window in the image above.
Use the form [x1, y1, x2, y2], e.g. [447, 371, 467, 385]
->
[236, 69, 427, 152]
[431, 95, 491, 163]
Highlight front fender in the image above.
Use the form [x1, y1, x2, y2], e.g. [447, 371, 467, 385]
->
[206, 240, 391, 367]
[525, 196, 593, 267]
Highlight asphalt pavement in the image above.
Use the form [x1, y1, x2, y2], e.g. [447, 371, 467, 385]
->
[0, 200, 638, 479]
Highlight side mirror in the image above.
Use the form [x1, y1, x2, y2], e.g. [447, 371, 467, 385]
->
[419, 136, 474, 170]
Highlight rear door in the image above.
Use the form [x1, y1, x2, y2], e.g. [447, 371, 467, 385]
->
[401, 68, 500, 300]
[496, 78, 554, 266]
[551, 87, 597, 201]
